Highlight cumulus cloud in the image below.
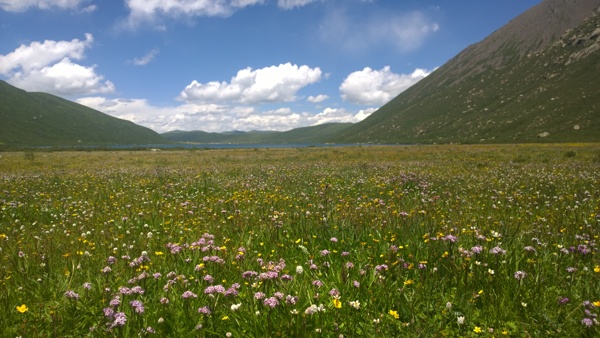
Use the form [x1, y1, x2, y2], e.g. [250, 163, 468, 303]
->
[307, 94, 328, 103]
[340, 66, 432, 105]
[131, 48, 159, 66]
[319, 9, 439, 53]
[179, 63, 322, 104]
[123, 0, 265, 28]
[0, 34, 115, 96]
[0, 0, 88, 12]
[277, 0, 317, 10]
[77, 96, 372, 133]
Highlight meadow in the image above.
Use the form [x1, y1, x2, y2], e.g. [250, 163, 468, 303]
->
[1, 144, 599, 337]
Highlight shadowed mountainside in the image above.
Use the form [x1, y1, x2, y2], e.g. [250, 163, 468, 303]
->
[0, 81, 167, 147]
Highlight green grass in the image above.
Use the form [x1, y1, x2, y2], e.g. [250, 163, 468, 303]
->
[1, 144, 599, 337]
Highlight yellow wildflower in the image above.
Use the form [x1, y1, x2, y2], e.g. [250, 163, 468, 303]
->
[473, 326, 482, 333]
[388, 310, 399, 319]
[16, 304, 28, 313]
[333, 298, 342, 309]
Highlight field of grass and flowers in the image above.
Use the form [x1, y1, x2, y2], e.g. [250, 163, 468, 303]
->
[1, 145, 599, 337]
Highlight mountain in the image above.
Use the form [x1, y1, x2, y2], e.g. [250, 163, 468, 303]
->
[162, 123, 352, 144]
[328, 0, 600, 144]
[0, 81, 167, 147]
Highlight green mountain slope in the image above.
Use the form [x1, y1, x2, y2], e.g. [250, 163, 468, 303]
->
[0, 81, 167, 146]
[329, 0, 600, 144]
[162, 123, 352, 144]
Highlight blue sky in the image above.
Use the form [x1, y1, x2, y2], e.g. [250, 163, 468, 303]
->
[0, 0, 541, 133]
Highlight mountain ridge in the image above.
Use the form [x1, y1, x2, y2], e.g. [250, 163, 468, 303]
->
[326, 0, 600, 144]
[0, 80, 167, 147]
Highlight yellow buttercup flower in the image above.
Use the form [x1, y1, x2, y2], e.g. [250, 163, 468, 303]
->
[16, 304, 28, 313]
[594, 265, 600, 273]
[473, 326, 483, 333]
[333, 298, 342, 309]
[388, 310, 399, 319]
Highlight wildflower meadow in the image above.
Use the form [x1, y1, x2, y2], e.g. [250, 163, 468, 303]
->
[1, 145, 599, 337]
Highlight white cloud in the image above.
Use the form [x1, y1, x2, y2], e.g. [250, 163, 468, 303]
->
[179, 63, 322, 104]
[277, 0, 317, 10]
[77, 96, 372, 133]
[0, 33, 92, 74]
[308, 107, 376, 125]
[340, 66, 432, 105]
[0, 34, 114, 96]
[307, 94, 328, 103]
[0, 0, 86, 12]
[123, 0, 265, 28]
[132, 48, 159, 66]
[319, 9, 438, 53]
[10, 58, 115, 96]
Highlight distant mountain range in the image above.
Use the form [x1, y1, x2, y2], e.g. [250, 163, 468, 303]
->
[0, 80, 165, 147]
[2, 0, 599, 147]
[161, 123, 352, 144]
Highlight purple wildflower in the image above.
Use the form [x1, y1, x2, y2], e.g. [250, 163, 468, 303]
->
[198, 306, 212, 315]
[489, 246, 506, 255]
[182, 291, 198, 299]
[111, 312, 127, 328]
[109, 297, 121, 307]
[559, 297, 570, 305]
[286, 295, 299, 305]
[375, 264, 388, 272]
[242, 271, 258, 279]
[224, 286, 239, 297]
[258, 271, 279, 280]
[581, 318, 594, 327]
[254, 292, 266, 300]
[129, 300, 145, 314]
[64, 290, 80, 300]
[103, 307, 115, 318]
[312, 280, 324, 288]
[444, 234, 458, 243]
[119, 287, 132, 295]
[514, 271, 527, 280]
[131, 286, 145, 294]
[471, 246, 483, 254]
[264, 297, 279, 308]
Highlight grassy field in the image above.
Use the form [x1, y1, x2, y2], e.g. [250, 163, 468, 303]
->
[1, 145, 599, 337]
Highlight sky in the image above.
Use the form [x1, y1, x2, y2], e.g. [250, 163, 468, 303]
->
[0, 0, 542, 134]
